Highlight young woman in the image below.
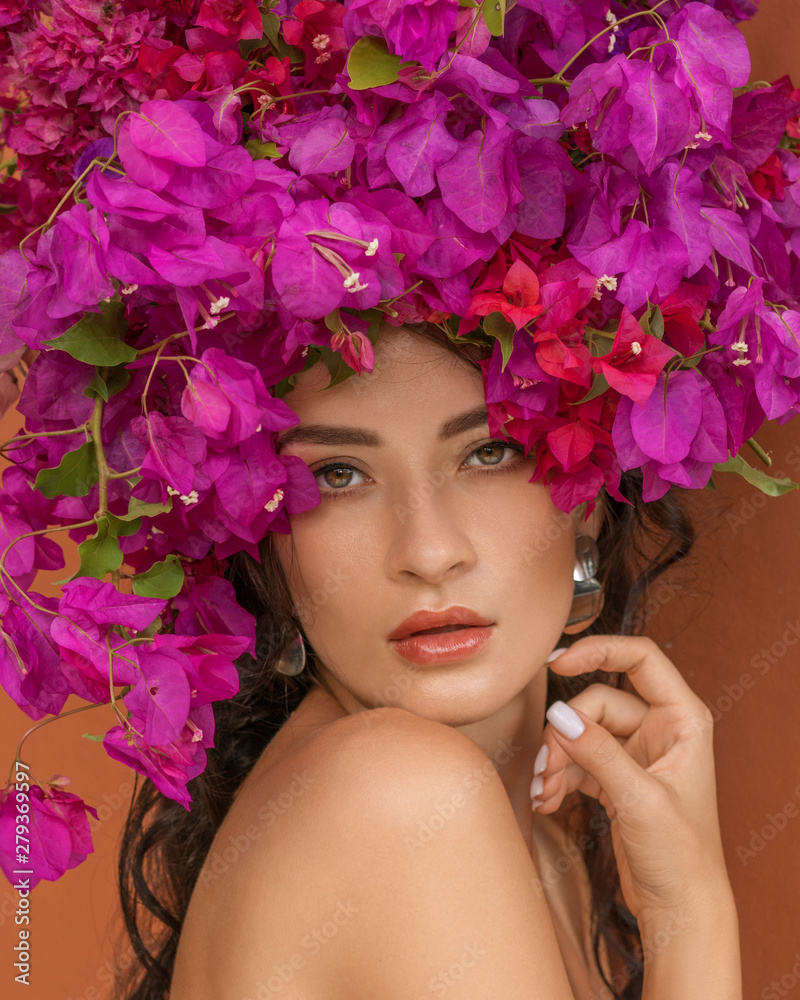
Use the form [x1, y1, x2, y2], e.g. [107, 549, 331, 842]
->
[117, 324, 741, 1000]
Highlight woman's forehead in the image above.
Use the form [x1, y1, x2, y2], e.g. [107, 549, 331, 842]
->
[284, 329, 485, 419]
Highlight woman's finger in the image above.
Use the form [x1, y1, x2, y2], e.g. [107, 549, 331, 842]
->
[538, 701, 665, 823]
[546, 635, 704, 714]
[534, 761, 601, 813]
[539, 684, 648, 777]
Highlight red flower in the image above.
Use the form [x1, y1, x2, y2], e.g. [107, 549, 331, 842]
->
[533, 323, 592, 387]
[196, 0, 263, 42]
[591, 307, 676, 406]
[283, 1, 348, 82]
[660, 283, 710, 358]
[467, 258, 544, 331]
[748, 153, 790, 203]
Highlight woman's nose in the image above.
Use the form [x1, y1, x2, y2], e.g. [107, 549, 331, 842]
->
[383, 485, 478, 585]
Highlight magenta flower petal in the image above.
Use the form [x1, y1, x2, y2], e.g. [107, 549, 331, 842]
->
[130, 100, 207, 167]
[0, 783, 98, 889]
[629, 372, 703, 464]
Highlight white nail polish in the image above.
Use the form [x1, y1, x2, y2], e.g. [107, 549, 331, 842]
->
[546, 646, 568, 664]
[546, 700, 585, 739]
[533, 743, 549, 775]
[530, 774, 544, 798]
[531, 797, 542, 812]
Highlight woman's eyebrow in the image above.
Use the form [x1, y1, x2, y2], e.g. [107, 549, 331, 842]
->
[276, 406, 489, 450]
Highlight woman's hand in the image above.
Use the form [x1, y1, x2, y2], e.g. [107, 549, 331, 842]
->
[534, 635, 734, 926]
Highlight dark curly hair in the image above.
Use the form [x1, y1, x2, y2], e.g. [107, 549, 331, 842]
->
[113, 323, 694, 1000]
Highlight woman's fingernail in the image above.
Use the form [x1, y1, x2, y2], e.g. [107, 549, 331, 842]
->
[530, 774, 544, 799]
[533, 743, 549, 775]
[546, 701, 585, 739]
[531, 797, 542, 812]
[546, 647, 569, 664]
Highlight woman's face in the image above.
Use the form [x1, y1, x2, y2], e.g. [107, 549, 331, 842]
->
[273, 328, 586, 727]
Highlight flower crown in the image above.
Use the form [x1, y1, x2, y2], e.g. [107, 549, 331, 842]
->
[1, 0, 799, 888]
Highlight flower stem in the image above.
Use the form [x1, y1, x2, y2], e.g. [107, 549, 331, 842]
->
[746, 437, 772, 468]
[0, 425, 88, 453]
[90, 396, 110, 518]
[12, 699, 112, 772]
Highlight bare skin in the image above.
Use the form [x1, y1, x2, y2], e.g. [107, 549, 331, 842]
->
[170, 330, 741, 1000]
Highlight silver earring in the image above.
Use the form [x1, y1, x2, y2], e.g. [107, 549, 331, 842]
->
[275, 633, 307, 676]
[566, 535, 604, 628]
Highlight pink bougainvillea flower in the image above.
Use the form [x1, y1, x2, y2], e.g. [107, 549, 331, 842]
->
[103, 704, 216, 809]
[0, 780, 98, 890]
[172, 576, 256, 651]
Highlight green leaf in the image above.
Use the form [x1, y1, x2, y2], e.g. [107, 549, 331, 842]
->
[585, 326, 615, 358]
[713, 455, 799, 497]
[481, 0, 506, 36]
[245, 139, 282, 160]
[135, 616, 163, 641]
[318, 345, 356, 388]
[347, 36, 403, 90]
[639, 303, 665, 341]
[83, 364, 131, 402]
[35, 441, 99, 499]
[574, 372, 610, 404]
[259, 8, 302, 60]
[76, 518, 123, 579]
[482, 312, 516, 371]
[121, 496, 173, 521]
[324, 309, 342, 334]
[81, 732, 106, 742]
[106, 512, 142, 538]
[131, 555, 185, 600]
[44, 301, 137, 366]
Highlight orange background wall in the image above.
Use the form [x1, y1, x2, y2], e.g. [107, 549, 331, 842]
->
[1, 4, 799, 999]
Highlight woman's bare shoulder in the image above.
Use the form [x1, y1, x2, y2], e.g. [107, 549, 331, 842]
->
[172, 707, 576, 1000]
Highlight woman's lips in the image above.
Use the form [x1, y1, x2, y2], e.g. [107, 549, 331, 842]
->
[389, 624, 494, 665]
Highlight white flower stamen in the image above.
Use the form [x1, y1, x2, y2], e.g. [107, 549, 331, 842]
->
[731, 340, 749, 352]
[343, 271, 369, 292]
[166, 485, 199, 506]
[187, 719, 203, 742]
[733, 358, 751, 366]
[594, 274, 618, 299]
[365, 237, 379, 256]
[630, 341, 642, 355]
[312, 33, 332, 64]
[695, 130, 713, 142]
[512, 375, 536, 389]
[209, 295, 230, 316]
[120, 284, 138, 295]
[265, 488, 284, 513]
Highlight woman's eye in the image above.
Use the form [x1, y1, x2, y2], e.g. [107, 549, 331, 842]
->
[315, 464, 366, 491]
[465, 441, 522, 467]
[313, 440, 523, 496]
